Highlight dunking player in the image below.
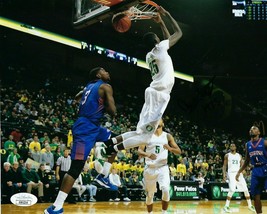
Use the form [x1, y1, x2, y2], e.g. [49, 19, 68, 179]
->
[222, 143, 255, 213]
[236, 126, 267, 214]
[44, 67, 116, 214]
[138, 119, 181, 214]
[100, 6, 182, 158]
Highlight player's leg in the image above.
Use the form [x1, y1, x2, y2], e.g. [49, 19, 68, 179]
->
[237, 174, 255, 211]
[224, 172, 236, 213]
[250, 172, 262, 213]
[144, 168, 158, 214]
[44, 118, 96, 214]
[157, 166, 170, 213]
[94, 127, 121, 189]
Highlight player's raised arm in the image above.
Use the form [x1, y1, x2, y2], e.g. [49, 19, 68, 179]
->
[158, 6, 182, 47]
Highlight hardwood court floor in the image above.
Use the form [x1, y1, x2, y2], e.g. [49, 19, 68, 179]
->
[1, 200, 266, 214]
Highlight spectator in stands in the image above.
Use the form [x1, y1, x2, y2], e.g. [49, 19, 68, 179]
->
[29, 135, 41, 152]
[109, 168, 131, 202]
[40, 132, 51, 144]
[22, 162, 44, 202]
[72, 174, 86, 202]
[177, 158, 186, 179]
[169, 163, 177, 181]
[31, 146, 42, 163]
[81, 166, 97, 202]
[206, 165, 216, 182]
[195, 172, 208, 200]
[18, 157, 26, 172]
[35, 116, 45, 127]
[10, 128, 22, 143]
[41, 145, 54, 170]
[53, 146, 62, 166]
[38, 163, 56, 202]
[1, 162, 14, 203]
[4, 135, 16, 154]
[10, 161, 27, 193]
[127, 171, 143, 188]
[7, 148, 21, 165]
[17, 138, 29, 161]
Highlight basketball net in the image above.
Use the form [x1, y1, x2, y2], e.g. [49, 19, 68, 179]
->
[123, 0, 159, 20]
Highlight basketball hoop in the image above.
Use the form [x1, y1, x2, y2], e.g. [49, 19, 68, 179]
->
[123, 0, 159, 21]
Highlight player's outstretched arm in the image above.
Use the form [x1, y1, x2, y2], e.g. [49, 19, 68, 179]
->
[158, 6, 182, 47]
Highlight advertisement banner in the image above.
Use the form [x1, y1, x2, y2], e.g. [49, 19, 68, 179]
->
[170, 181, 199, 200]
[208, 182, 242, 200]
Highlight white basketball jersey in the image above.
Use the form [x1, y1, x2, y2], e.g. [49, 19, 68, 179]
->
[146, 40, 175, 93]
[145, 131, 168, 167]
[227, 152, 241, 173]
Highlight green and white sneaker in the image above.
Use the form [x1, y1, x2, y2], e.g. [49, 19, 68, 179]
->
[223, 206, 231, 213]
[248, 205, 256, 212]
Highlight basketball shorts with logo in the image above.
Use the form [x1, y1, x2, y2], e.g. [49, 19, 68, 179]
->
[143, 165, 170, 193]
[71, 117, 111, 160]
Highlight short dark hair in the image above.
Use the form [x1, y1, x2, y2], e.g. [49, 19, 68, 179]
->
[89, 67, 102, 81]
[143, 32, 157, 50]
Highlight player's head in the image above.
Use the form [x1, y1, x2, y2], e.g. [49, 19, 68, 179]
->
[157, 118, 164, 129]
[229, 143, 236, 152]
[249, 125, 260, 138]
[89, 67, 110, 82]
[143, 32, 160, 50]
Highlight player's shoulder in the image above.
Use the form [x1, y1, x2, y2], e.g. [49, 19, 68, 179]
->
[158, 39, 169, 49]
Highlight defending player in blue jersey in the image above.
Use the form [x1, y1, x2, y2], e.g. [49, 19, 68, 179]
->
[44, 67, 116, 214]
[236, 126, 267, 214]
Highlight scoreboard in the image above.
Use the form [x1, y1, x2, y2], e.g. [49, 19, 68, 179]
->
[232, 0, 267, 20]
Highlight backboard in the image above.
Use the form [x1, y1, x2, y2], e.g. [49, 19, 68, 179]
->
[73, 0, 145, 29]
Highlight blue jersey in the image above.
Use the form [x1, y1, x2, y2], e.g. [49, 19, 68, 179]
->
[71, 79, 111, 160]
[247, 138, 267, 166]
[246, 138, 267, 196]
[78, 80, 105, 124]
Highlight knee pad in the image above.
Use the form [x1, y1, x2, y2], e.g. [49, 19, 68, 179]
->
[68, 160, 85, 179]
[227, 190, 234, 198]
[146, 192, 154, 205]
[161, 186, 170, 202]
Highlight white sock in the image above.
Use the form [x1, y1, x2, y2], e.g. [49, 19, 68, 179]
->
[225, 199, 230, 207]
[53, 191, 68, 211]
[112, 138, 117, 144]
[113, 145, 119, 152]
[246, 199, 252, 207]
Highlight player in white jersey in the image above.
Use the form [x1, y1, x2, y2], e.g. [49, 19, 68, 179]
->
[101, 6, 182, 155]
[222, 143, 255, 213]
[138, 119, 181, 214]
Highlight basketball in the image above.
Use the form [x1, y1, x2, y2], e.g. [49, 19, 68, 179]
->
[112, 13, 131, 33]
